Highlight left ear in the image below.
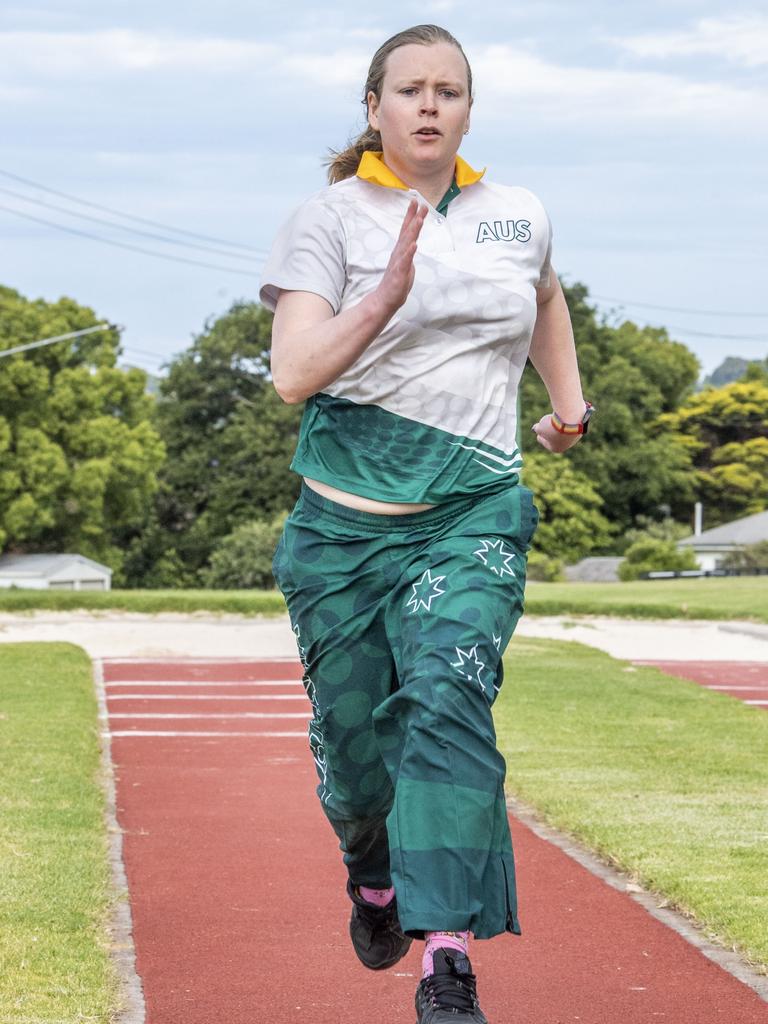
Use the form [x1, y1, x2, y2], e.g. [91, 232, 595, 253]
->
[367, 90, 380, 132]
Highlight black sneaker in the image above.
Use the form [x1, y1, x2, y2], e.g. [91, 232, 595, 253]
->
[415, 948, 489, 1023]
[347, 878, 413, 970]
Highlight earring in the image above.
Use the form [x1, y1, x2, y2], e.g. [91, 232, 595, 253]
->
[464, 129, 469, 135]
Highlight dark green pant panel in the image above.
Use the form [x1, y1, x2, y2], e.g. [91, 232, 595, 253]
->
[272, 481, 537, 940]
[327, 812, 393, 890]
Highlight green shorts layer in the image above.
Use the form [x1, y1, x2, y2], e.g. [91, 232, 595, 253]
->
[272, 480, 539, 940]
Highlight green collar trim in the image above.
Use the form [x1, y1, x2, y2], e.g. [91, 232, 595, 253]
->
[437, 177, 461, 215]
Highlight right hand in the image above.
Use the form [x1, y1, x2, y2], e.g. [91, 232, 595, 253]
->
[373, 198, 428, 316]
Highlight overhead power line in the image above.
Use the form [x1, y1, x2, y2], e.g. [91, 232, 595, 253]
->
[0, 204, 261, 278]
[663, 323, 766, 342]
[592, 294, 768, 319]
[0, 324, 111, 358]
[0, 184, 265, 263]
[0, 166, 263, 255]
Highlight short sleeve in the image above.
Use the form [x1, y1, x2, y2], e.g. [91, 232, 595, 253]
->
[259, 195, 347, 314]
[537, 210, 553, 289]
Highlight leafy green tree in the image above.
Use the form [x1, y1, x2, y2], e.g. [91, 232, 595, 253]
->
[519, 283, 700, 532]
[655, 369, 768, 526]
[123, 301, 302, 586]
[0, 286, 164, 574]
[202, 512, 288, 589]
[619, 514, 692, 553]
[522, 451, 614, 563]
[618, 538, 699, 581]
[720, 540, 768, 571]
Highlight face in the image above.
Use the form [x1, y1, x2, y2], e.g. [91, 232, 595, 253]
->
[367, 42, 472, 177]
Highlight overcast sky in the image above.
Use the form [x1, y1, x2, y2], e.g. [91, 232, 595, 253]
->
[2, 1, 767, 379]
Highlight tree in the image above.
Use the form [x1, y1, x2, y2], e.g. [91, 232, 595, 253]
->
[519, 282, 700, 533]
[619, 514, 691, 553]
[0, 286, 164, 575]
[202, 512, 288, 589]
[521, 451, 614, 563]
[721, 541, 768, 571]
[655, 369, 768, 526]
[618, 538, 699, 581]
[123, 301, 302, 586]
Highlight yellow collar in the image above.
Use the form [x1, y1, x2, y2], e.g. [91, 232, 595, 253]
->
[356, 150, 485, 191]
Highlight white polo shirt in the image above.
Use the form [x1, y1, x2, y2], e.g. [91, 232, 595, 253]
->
[259, 151, 553, 504]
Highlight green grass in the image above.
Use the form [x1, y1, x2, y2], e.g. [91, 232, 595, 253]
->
[526, 575, 768, 623]
[0, 643, 122, 1023]
[0, 576, 765, 622]
[0, 587, 285, 616]
[494, 636, 768, 971]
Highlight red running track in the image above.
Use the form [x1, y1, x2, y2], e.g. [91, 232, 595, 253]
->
[102, 658, 768, 1024]
[636, 661, 768, 709]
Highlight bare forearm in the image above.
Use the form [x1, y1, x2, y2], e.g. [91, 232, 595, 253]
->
[528, 283, 585, 422]
[272, 199, 427, 404]
[272, 293, 393, 404]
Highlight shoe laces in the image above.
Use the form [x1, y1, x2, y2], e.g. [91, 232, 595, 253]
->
[355, 896, 398, 933]
[422, 954, 478, 1013]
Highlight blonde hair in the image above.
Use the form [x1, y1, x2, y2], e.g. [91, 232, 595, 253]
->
[325, 24, 473, 185]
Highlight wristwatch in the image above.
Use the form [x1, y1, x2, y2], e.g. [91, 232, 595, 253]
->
[550, 401, 595, 436]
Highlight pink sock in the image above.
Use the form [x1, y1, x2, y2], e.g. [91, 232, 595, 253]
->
[357, 884, 394, 907]
[422, 930, 470, 978]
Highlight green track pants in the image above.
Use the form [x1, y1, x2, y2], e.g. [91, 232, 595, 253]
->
[272, 480, 538, 940]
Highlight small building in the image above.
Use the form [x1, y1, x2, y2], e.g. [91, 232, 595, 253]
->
[677, 509, 768, 571]
[0, 553, 112, 591]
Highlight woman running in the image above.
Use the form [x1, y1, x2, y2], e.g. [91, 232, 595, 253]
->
[259, 23, 592, 1024]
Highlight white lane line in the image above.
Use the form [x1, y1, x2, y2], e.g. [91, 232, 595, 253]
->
[106, 693, 307, 701]
[105, 730, 307, 737]
[745, 700, 768, 706]
[108, 712, 311, 719]
[104, 679, 302, 687]
[102, 656, 300, 663]
[106, 694, 307, 702]
[705, 685, 768, 691]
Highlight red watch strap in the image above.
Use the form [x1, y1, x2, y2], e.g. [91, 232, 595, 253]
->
[550, 402, 593, 435]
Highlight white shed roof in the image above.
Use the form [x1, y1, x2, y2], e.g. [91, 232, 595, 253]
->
[678, 509, 768, 548]
[0, 553, 112, 578]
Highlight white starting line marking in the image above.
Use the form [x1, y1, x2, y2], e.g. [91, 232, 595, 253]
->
[107, 693, 309, 701]
[104, 679, 302, 687]
[107, 712, 312, 719]
[106, 693, 308, 700]
[105, 730, 308, 737]
[745, 700, 768, 706]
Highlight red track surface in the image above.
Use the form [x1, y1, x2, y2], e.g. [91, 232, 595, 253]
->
[636, 661, 768, 709]
[103, 658, 768, 1024]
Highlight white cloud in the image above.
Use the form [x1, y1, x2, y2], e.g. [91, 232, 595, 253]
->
[610, 15, 768, 68]
[0, 29, 279, 75]
[1, 27, 765, 128]
[471, 45, 766, 124]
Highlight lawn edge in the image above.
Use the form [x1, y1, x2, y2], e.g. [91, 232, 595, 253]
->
[92, 656, 147, 1024]
[505, 793, 768, 1001]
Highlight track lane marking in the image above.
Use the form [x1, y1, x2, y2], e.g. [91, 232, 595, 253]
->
[106, 694, 309, 700]
[107, 712, 312, 719]
[105, 730, 308, 737]
[104, 679, 303, 687]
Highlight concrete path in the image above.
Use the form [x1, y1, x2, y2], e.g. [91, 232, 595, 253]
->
[1, 610, 767, 661]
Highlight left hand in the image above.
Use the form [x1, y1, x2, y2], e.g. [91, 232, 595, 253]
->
[531, 413, 583, 453]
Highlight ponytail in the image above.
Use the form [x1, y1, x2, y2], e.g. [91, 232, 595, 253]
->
[325, 126, 382, 185]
